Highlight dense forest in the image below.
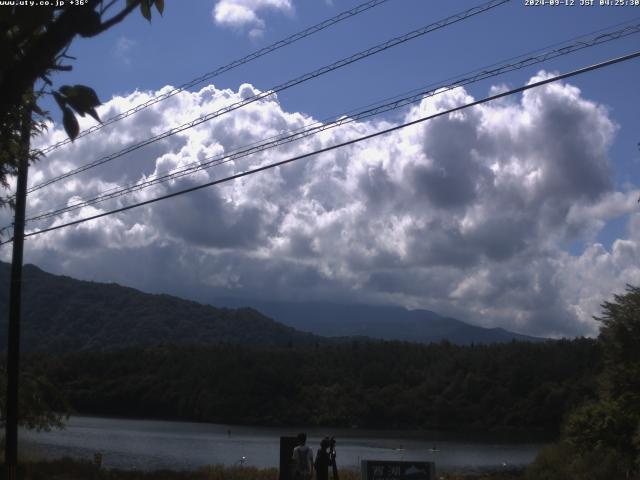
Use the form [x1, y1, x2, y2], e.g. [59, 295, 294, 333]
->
[25, 338, 599, 434]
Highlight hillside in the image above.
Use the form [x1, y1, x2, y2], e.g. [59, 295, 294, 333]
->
[0, 262, 319, 353]
[0, 262, 541, 353]
[218, 299, 543, 344]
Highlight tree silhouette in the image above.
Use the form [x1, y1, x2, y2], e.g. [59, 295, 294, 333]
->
[0, 0, 164, 206]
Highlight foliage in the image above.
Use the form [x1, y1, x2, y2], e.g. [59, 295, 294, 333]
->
[26, 338, 599, 433]
[564, 399, 638, 469]
[525, 440, 636, 480]
[565, 285, 640, 477]
[525, 442, 577, 480]
[0, 0, 163, 206]
[0, 91, 47, 210]
[595, 285, 640, 410]
[0, 365, 70, 434]
[527, 285, 640, 479]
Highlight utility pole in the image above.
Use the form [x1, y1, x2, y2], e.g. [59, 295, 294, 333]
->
[4, 98, 32, 478]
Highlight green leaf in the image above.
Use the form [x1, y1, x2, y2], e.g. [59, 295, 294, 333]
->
[71, 85, 101, 108]
[62, 107, 79, 141]
[86, 108, 101, 124]
[140, 0, 152, 21]
[155, 0, 164, 15]
[52, 91, 66, 110]
[59, 85, 101, 121]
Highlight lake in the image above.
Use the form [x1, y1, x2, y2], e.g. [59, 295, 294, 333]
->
[21, 416, 545, 472]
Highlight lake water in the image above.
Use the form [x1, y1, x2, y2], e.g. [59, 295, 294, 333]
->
[21, 416, 545, 472]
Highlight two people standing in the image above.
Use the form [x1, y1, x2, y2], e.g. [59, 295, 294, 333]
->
[292, 433, 339, 480]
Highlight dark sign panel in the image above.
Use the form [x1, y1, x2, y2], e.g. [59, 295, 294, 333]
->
[280, 436, 299, 480]
[361, 460, 435, 480]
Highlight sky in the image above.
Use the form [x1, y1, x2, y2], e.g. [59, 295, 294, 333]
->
[2, 0, 640, 337]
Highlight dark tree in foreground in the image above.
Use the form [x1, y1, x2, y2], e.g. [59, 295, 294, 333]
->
[596, 285, 640, 409]
[0, 366, 70, 433]
[0, 0, 164, 206]
[529, 286, 640, 480]
[0, 0, 164, 466]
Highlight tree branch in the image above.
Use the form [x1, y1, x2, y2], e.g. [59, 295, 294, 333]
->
[101, 0, 119, 15]
[86, 0, 141, 38]
[0, 0, 141, 119]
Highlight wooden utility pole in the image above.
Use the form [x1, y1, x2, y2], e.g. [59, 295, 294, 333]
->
[4, 99, 32, 478]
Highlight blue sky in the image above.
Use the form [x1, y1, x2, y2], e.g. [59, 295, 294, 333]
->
[65, 0, 640, 180]
[5, 0, 640, 337]
[59, 0, 640, 214]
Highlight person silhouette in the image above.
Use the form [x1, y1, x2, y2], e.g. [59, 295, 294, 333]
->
[314, 437, 332, 480]
[329, 437, 339, 480]
[292, 432, 314, 480]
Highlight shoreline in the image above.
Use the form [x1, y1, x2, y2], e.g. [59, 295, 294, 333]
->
[59, 413, 556, 444]
[20, 415, 543, 473]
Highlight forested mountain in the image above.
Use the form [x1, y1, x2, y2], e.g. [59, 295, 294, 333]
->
[0, 262, 604, 434]
[0, 263, 319, 353]
[28, 338, 599, 433]
[219, 299, 543, 344]
[0, 261, 542, 354]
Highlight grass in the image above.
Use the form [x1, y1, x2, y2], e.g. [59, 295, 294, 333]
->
[437, 470, 525, 480]
[0, 458, 526, 480]
[2, 459, 277, 480]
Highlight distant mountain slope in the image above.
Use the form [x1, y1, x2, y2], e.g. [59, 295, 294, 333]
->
[0, 261, 541, 353]
[0, 262, 319, 353]
[219, 299, 543, 345]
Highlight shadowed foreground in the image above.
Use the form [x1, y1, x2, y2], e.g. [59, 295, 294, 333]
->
[0, 458, 526, 480]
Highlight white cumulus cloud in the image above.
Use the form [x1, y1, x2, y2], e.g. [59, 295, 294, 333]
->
[213, 0, 293, 37]
[2, 72, 637, 338]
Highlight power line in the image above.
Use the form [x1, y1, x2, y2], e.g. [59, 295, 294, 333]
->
[24, 20, 640, 224]
[25, 0, 511, 195]
[3, 49, 637, 246]
[39, 0, 392, 155]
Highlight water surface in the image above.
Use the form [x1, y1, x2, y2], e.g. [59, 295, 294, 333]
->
[21, 416, 544, 472]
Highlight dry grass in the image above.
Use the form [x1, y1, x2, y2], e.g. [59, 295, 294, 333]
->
[0, 458, 525, 480]
[436, 469, 525, 480]
[1, 458, 278, 480]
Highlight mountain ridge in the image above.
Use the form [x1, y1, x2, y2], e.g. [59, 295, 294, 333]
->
[217, 298, 543, 344]
[0, 262, 542, 353]
[0, 262, 319, 353]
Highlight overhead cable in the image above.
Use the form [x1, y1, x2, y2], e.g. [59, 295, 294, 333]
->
[24, 20, 640, 223]
[1, 49, 636, 246]
[39, 0, 392, 155]
[26, 0, 510, 195]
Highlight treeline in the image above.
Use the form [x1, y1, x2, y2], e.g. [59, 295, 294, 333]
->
[26, 338, 599, 433]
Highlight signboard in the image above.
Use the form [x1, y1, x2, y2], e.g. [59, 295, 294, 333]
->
[361, 460, 436, 480]
[279, 436, 299, 480]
